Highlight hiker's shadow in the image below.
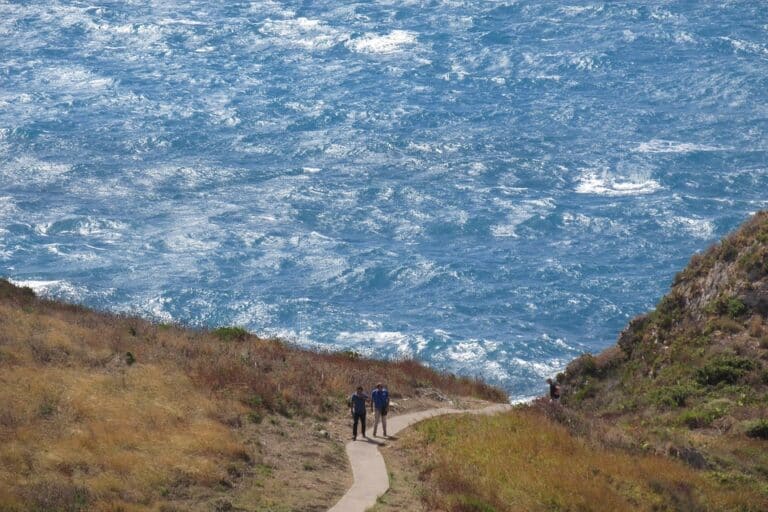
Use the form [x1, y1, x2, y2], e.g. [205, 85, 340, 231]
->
[363, 437, 386, 446]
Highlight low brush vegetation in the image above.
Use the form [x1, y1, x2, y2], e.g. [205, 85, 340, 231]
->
[391, 404, 766, 512]
[556, 211, 768, 505]
[374, 212, 768, 511]
[0, 279, 504, 511]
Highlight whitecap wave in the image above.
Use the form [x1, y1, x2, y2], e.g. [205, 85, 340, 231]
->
[346, 30, 417, 54]
[260, 17, 347, 51]
[1, 157, 72, 185]
[657, 216, 715, 240]
[8, 279, 89, 302]
[491, 198, 556, 238]
[336, 330, 425, 356]
[575, 171, 661, 196]
[633, 139, 728, 153]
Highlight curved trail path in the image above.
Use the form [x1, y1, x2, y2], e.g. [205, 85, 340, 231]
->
[328, 403, 512, 512]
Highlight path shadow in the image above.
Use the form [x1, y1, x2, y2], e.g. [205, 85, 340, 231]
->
[361, 437, 386, 446]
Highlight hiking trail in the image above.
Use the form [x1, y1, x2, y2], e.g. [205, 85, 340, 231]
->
[327, 403, 512, 512]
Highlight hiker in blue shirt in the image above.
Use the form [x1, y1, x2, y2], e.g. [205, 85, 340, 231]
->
[349, 386, 369, 440]
[371, 382, 390, 437]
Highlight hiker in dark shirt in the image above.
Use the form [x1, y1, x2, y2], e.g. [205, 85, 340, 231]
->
[546, 378, 561, 402]
[349, 386, 369, 440]
[371, 382, 390, 437]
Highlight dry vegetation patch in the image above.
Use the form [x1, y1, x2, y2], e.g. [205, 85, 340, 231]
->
[0, 280, 504, 511]
[380, 406, 767, 512]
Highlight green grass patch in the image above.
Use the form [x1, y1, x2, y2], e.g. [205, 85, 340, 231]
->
[745, 420, 768, 440]
[696, 355, 756, 386]
[651, 384, 697, 408]
[213, 326, 250, 342]
[679, 400, 732, 429]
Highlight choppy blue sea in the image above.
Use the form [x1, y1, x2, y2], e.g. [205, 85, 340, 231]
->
[2, 1, 767, 398]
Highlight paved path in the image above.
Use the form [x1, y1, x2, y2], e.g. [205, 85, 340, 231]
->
[327, 403, 512, 512]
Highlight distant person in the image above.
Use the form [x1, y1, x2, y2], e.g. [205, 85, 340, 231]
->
[349, 386, 369, 440]
[371, 382, 390, 437]
[546, 378, 561, 402]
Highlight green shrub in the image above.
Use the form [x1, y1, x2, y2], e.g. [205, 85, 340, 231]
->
[651, 385, 696, 408]
[680, 401, 730, 429]
[338, 350, 361, 360]
[567, 353, 598, 378]
[720, 240, 738, 262]
[745, 420, 768, 439]
[571, 380, 598, 403]
[456, 495, 497, 512]
[213, 326, 249, 342]
[727, 298, 748, 319]
[696, 356, 755, 386]
[245, 395, 263, 408]
[707, 295, 748, 319]
[704, 316, 743, 334]
[655, 294, 685, 330]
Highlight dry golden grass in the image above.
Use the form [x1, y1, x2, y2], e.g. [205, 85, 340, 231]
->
[0, 279, 504, 510]
[404, 406, 768, 512]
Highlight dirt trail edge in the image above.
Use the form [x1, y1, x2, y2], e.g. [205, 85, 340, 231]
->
[327, 403, 513, 512]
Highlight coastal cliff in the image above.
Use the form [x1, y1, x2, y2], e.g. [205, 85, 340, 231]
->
[562, 210, 768, 483]
[371, 212, 768, 512]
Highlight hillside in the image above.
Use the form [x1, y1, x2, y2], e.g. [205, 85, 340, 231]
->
[561, 211, 768, 488]
[0, 280, 504, 512]
[369, 212, 768, 512]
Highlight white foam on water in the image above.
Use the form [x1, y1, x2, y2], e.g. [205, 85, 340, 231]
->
[1, 156, 72, 185]
[260, 17, 348, 51]
[346, 30, 417, 55]
[658, 216, 715, 240]
[491, 197, 555, 238]
[674, 32, 695, 44]
[231, 299, 278, 328]
[559, 5, 603, 16]
[33, 217, 127, 241]
[575, 170, 662, 196]
[0, 196, 18, 218]
[157, 18, 208, 27]
[35, 64, 114, 91]
[336, 330, 421, 356]
[44, 244, 100, 263]
[510, 357, 569, 380]
[622, 29, 637, 42]
[720, 37, 768, 58]
[633, 139, 728, 153]
[8, 279, 88, 302]
[140, 296, 174, 324]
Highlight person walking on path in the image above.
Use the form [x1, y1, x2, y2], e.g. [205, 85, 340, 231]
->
[371, 383, 390, 437]
[349, 386, 369, 440]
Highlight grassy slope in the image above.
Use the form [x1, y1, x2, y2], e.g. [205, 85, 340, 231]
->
[374, 211, 768, 512]
[0, 280, 504, 512]
[377, 405, 765, 512]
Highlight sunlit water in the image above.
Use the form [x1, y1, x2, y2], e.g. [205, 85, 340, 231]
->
[2, 1, 767, 398]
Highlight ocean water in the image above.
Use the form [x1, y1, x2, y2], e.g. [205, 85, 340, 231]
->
[1, 1, 767, 399]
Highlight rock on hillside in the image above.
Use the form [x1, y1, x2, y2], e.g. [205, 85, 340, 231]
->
[561, 211, 768, 482]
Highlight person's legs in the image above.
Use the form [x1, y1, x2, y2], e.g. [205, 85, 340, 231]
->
[373, 408, 381, 436]
[360, 412, 367, 437]
[381, 411, 387, 437]
[352, 412, 360, 439]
